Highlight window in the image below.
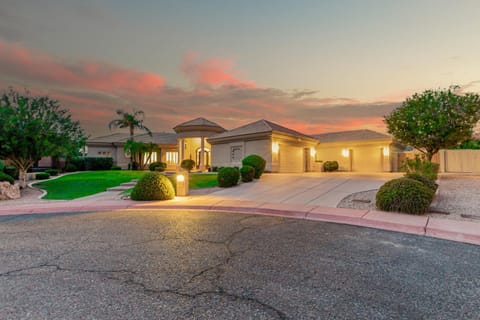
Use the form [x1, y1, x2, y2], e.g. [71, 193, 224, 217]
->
[143, 152, 157, 165]
[230, 146, 243, 161]
[97, 151, 111, 157]
[166, 151, 178, 164]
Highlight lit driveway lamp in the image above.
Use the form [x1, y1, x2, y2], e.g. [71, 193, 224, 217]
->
[176, 171, 189, 196]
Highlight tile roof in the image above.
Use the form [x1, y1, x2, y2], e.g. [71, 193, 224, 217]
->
[209, 119, 317, 141]
[88, 132, 178, 145]
[313, 129, 392, 143]
[173, 117, 225, 130]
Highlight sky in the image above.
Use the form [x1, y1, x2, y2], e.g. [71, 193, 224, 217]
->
[1, 0, 480, 137]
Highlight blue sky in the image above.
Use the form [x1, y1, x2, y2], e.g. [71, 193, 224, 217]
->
[1, 0, 479, 135]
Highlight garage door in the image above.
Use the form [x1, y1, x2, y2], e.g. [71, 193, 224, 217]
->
[278, 145, 304, 173]
[352, 148, 383, 172]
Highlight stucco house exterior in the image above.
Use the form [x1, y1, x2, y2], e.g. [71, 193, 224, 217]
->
[208, 119, 319, 173]
[313, 129, 396, 172]
[85, 117, 396, 173]
[86, 132, 178, 170]
[173, 118, 226, 171]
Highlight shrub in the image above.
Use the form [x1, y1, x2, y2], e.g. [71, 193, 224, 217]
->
[242, 154, 266, 179]
[65, 163, 78, 172]
[0, 172, 14, 185]
[0, 160, 5, 172]
[131, 172, 175, 201]
[181, 159, 196, 172]
[149, 162, 167, 172]
[240, 165, 255, 182]
[404, 173, 438, 191]
[376, 178, 435, 215]
[323, 161, 339, 172]
[211, 166, 218, 172]
[36, 172, 51, 180]
[401, 155, 439, 180]
[70, 157, 113, 171]
[4, 166, 18, 179]
[70, 158, 86, 171]
[45, 169, 59, 176]
[217, 167, 240, 188]
[85, 157, 113, 170]
[110, 165, 122, 170]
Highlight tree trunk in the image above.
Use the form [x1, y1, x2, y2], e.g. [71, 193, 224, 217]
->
[18, 167, 28, 189]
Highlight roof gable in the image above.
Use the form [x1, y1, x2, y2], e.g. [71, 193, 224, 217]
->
[313, 129, 391, 143]
[209, 119, 317, 142]
[174, 117, 224, 130]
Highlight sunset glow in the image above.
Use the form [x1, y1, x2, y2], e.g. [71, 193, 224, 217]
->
[1, 1, 479, 136]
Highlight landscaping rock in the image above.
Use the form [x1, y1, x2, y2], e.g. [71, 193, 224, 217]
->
[0, 181, 21, 200]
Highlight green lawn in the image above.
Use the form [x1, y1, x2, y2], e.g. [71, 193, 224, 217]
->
[34, 171, 148, 200]
[34, 171, 218, 200]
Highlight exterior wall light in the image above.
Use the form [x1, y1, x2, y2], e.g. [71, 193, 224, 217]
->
[272, 142, 279, 153]
[341, 148, 350, 158]
[176, 172, 189, 196]
[383, 147, 390, 157]
[310, 147, 316, 157]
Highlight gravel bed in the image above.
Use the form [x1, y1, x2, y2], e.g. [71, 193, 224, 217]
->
[338, 174, 480, 222]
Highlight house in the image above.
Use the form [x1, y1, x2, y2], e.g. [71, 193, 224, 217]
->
[313, 129, 396, 172]
[86, 132, 178, 170]
[173, 118, 226, 171]
[85, 118, 395, 172]
[208, 119, 319, 173]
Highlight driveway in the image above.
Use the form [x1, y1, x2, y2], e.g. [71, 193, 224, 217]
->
[1, 209, 479, 319]
[209, 172, 402, 207]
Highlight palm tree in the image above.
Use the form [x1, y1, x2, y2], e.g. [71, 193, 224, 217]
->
[108, 109, 152, 141]
[109, 109, 152, 169]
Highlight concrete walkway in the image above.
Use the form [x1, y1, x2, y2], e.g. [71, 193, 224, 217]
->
[0, 172, 479, 246]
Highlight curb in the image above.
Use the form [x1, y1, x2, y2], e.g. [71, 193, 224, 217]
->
[1, 200, 478, 246]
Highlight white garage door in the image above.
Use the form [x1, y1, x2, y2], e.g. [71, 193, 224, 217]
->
[279, 145, 304, 173]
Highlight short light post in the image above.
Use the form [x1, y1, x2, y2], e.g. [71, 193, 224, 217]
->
[176, 170, 189, 196]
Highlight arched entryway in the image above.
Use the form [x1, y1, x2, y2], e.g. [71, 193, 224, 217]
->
[196, 148, 210, 169]
[173, 117, 226, 171]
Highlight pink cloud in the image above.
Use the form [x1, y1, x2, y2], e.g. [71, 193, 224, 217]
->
[181, 53, 256, 88]
[0, 41, 165, 94]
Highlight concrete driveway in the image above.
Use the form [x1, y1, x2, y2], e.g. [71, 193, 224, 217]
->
[209, 172, 402, 207]
[1, 209, 479, 319]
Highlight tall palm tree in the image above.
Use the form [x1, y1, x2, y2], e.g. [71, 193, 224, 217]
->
[108, 109, 152, 141]
[109, 109, 152, 169]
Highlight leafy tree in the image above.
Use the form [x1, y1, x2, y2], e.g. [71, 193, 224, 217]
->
[0, 88, 86, 187]
[108, 109, 151, 140]
[123, 140, 160, 170]
[385, 87, 480, 161]
[453, 139, 480, 150]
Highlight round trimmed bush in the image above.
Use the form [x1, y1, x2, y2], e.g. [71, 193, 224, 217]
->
[218, 167, 240, 188]
[181, 159, 196, 172]
[0, 172, 14, 185]
[240, 165, 255, 182]
[376, 178, 435, 215]
[149, 161, 167, 172]
[242, 154, 266, 179]
[36, 172, 50, 180]
[323, 161, 339, 172]
[45, 169, 59, 176]
[110, 165, 122, 170]
[404, 173, 438, 191]
[131, 172, 175, 201]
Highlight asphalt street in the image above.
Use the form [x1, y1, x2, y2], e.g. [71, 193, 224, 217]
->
[0, 209, 479, 319]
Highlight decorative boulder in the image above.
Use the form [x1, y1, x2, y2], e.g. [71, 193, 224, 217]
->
[0, 182, 20, 200]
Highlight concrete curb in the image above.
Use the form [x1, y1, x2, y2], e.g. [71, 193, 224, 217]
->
[0, 199, 479, 246]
